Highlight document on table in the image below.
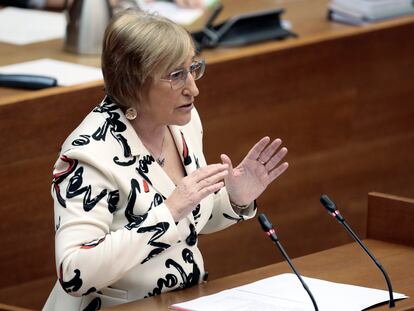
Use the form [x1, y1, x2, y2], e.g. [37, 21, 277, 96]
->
[136, 0, 217, 25]
[0, 7, 65, 45]
[170, 273, 408, 311]
[0, 59, 102, 86]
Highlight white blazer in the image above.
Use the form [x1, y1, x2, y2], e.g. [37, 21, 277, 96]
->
[43, 97, 256, 311]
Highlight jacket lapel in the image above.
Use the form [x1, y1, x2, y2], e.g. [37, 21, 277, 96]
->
[106, 101, 200, 213]
[106, 106, 175, 199]
[169, 125, 199, 177]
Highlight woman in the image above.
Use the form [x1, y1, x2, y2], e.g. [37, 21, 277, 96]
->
[43, 9, 288, 311]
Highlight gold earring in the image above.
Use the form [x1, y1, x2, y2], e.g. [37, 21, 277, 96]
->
[125, 107, 137, 120]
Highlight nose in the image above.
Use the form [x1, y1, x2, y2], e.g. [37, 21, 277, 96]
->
[183, 73, 199, 97]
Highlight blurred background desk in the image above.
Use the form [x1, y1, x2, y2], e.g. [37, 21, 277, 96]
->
[1, 0, 414, 309]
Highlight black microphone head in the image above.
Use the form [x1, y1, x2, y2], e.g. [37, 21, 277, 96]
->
[320, 194, 337, 213]
[258, 213, 273, 232]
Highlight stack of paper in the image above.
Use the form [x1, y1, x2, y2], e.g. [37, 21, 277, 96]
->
[0, 7, 65, 45]
[170, 273, 407, 311]
[136, 0, 217, 25]
[328, 0, 414, 25]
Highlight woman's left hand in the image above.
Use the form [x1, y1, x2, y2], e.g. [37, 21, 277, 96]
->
[221, 137, 289, 206]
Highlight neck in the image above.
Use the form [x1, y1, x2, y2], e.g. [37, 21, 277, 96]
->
[130, 113, 166, 143]
[131, 118, 168, 165]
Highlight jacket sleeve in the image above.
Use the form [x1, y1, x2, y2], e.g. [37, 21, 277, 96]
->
[52, 149, 181, 297]
[200, 187, 256, 234]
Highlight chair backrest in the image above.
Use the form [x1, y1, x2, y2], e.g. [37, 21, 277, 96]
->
[367, 192, 414, 247]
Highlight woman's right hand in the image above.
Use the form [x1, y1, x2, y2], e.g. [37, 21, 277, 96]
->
[165, 163, 228, 222]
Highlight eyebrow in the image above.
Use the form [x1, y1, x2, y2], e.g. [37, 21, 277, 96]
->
[172, 56, 197, 72]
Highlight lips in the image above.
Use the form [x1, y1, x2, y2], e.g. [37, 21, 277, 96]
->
[177, 103, 194, 109]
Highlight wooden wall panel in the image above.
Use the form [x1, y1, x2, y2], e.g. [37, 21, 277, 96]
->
[0, 84, 104, 290]
[197, 22, 414, 279]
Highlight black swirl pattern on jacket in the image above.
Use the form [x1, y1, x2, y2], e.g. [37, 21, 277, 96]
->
[82, 297, 101, 311]
[124, 178, 147, 228]
[125, 189, 169, 263]
[223, 213, 245, 223]
[146, 248, 200, 297]
[136, 155, 155, 186]
[72, 134, 91, 146]
[185, 223, 197, 246]
[82, 287, 97, 296]
[52, 155, 78, 208]
[66, 167, 108, 212]
[55, 216, 61, 231]
[71, 98, 136, 167]
[59, 265, 83, 294]
[192, 204, 201, 225]
[138, 222, 171, 264]
[107, 190, 119, 213]
[139, 193, 169, 263]
[194, 154, 200, 169]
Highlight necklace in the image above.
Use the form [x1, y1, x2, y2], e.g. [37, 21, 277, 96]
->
[156, 133, 166, 167]
[156, 156, 165, 167]
[144, 131, 166, 167]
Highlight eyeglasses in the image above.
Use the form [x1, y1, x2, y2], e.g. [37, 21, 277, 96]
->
[160, 59, 205, 90]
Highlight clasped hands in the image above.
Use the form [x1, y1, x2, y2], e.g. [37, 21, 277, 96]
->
[165, 137, 288, 222]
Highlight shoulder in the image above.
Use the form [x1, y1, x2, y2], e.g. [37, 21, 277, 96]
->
[61, 98, 124, 149]
[59, 98, 130, 165]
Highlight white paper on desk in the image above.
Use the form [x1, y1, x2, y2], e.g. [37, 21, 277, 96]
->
[136, 0, 217, 25]
[0, 7, 65, 45]
[170, 273, 408, 311]
[0, 59, 102, 86]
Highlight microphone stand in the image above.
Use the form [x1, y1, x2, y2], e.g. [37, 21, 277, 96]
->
[320, 195, 395, 308]
[258, 214, 319, 311]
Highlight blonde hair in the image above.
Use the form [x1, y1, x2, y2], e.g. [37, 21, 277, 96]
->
[102, 9, 195, 108]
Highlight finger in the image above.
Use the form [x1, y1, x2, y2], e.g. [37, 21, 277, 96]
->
[220, 154, 233, 171]
[245, 137, 271, 161]
[197, 181, 225, 201]
[174, 0, 185, 7]
[176, 0, 200, 8]
[268, 162, 289, 182]
[184, 0, 203, 8]
[265, 147, 288, 171]
[196, 169, 228, 192]
[258, 138, 282, 164]
[191, 163, 228, 183]
[220, 154, 233, 185]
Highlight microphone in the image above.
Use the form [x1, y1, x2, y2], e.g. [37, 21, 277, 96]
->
[320, 194, 395, 308]
[258, 213, 319, 311]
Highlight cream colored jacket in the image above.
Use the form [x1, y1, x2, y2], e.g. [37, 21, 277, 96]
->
[43, 97, 255, 311]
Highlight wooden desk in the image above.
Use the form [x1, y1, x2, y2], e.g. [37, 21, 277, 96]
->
[0, 304, 33, 311]
[1, 0, 414, 309]
[104, 192, 414, 310]
[104, 240, 414, 311]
